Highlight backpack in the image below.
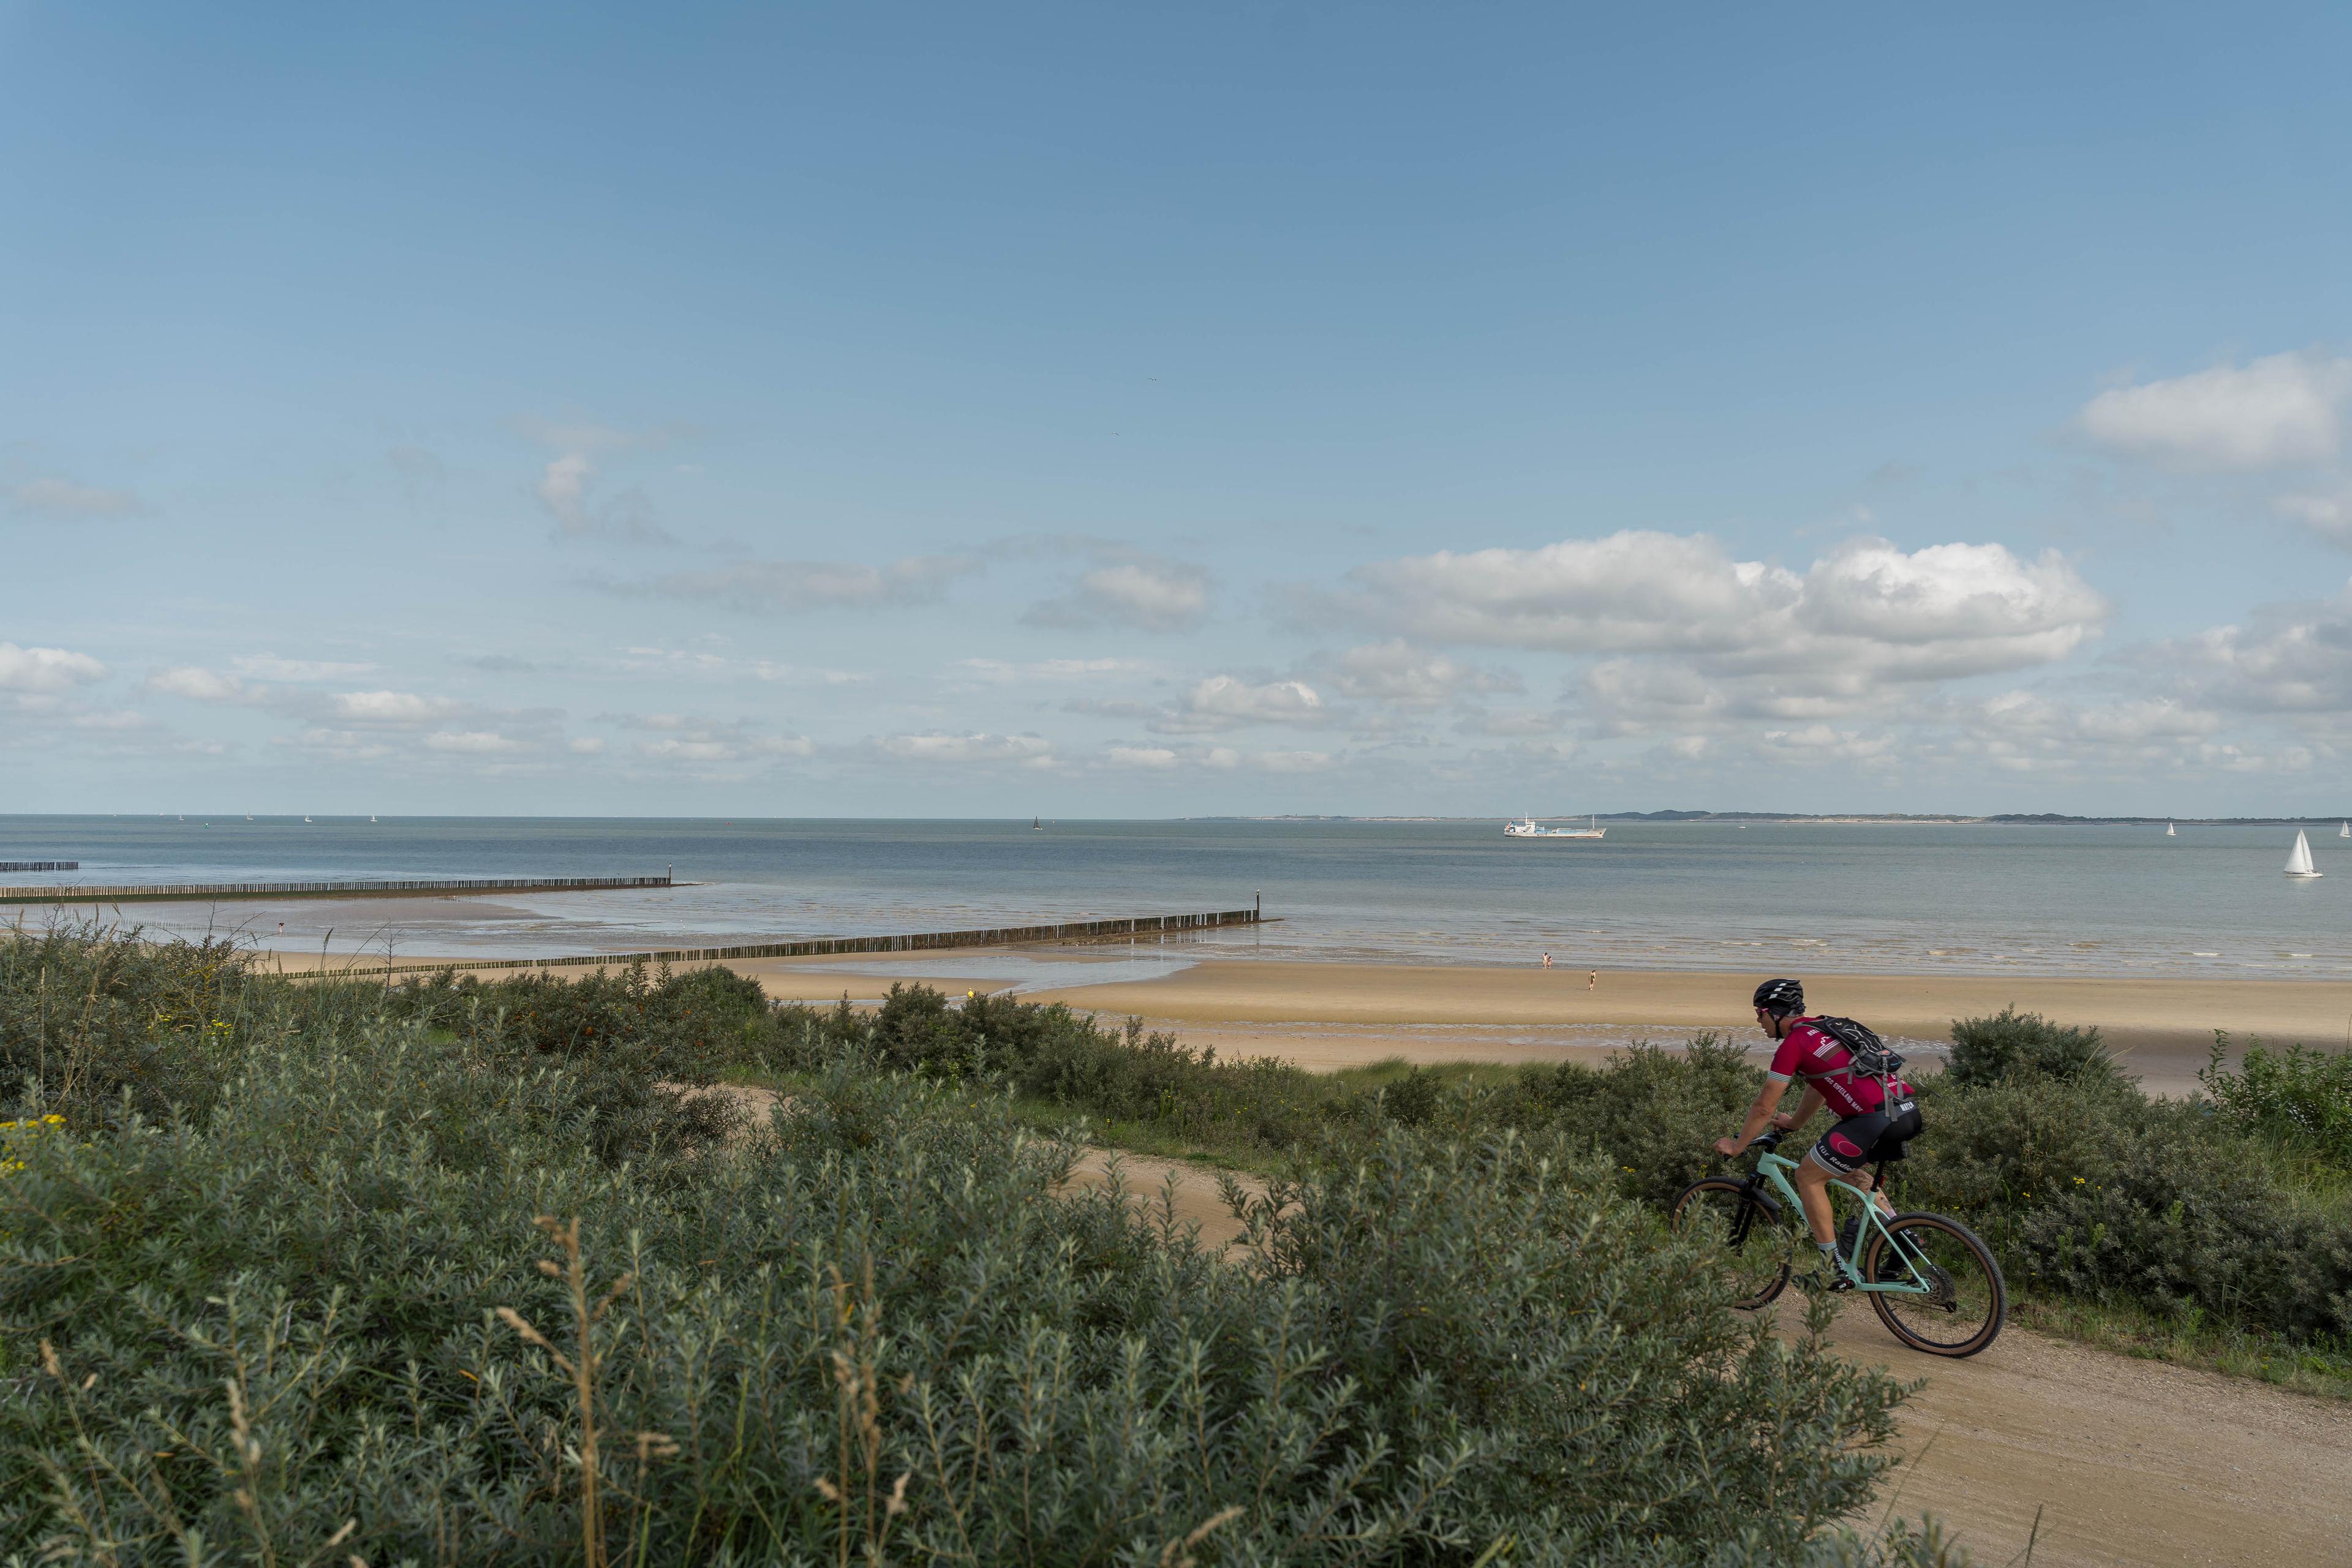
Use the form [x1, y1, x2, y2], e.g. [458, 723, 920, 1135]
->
[1807, 1016, 1906, 1087]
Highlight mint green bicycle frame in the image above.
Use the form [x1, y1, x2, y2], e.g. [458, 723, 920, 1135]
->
[1744, 1138, 1934, 1295]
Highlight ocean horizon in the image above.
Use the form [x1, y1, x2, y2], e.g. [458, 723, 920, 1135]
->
[3, 814, 2347, 980]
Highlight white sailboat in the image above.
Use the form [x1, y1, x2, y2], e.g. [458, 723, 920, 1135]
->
[2165, 821, 2176, 836]
[2285, 831, 2321, 879]
[2340, 821, 2349, 839]
[1504, 813, 1606, 840]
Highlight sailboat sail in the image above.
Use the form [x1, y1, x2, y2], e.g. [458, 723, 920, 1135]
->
[2340, 821, 2349, 839]
[2165, 821, 2176, 836]
[2285, 831, 2321, 878]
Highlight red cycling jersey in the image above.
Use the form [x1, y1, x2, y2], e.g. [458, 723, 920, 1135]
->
[1765, 1019, 1911, 1119]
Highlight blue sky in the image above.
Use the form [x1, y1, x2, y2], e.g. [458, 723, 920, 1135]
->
[7, 3, 2352, 816]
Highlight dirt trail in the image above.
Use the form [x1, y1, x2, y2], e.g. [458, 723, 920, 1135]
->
[720, 1087, 2348, 1562]
[1054, 1151, 2351, 1567]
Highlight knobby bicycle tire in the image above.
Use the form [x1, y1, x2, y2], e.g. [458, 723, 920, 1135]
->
[1861, 1212, 2006, 1357]
[1668, 1176, 1793, 1310]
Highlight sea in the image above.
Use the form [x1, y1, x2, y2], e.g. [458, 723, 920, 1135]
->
[1, 815, 2348, 979]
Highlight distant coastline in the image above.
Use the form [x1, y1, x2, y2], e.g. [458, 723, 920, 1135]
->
[1186, 812, 2352, 826]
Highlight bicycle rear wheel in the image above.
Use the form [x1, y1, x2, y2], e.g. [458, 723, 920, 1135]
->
[1668, 1177, 1794, 1310]
[1862, 1212, 2005, 1357]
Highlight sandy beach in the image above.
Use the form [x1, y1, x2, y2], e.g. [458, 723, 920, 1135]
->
[265, 939, 2352, 1097]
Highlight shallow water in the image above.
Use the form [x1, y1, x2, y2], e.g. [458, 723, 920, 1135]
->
[2, 815, 2348, 978]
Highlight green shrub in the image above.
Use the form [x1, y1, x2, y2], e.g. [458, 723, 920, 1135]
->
[1896, 1072, 2352, 1344]
[2200, 1035, 2352, 1166]
[1945, 1008, 2119, 1089]
[0, 999, 1929, 1564]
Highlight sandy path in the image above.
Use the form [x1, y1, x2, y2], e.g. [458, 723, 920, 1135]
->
[1047, 1150, 2351, 1567]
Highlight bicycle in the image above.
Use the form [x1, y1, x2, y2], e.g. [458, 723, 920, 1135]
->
[1669, 1130, 2006, 1357]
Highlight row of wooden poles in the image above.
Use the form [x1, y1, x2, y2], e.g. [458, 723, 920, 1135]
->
[314, 907, 1266, 978]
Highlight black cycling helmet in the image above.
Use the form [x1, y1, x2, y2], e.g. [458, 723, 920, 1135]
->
[1752, 977, 1805, 1016]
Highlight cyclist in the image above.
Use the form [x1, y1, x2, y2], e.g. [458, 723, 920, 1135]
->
[1713, 978, 1921, 1285]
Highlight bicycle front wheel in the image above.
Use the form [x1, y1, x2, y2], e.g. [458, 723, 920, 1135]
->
[1668, 1177, 1794, 1310]
[1862, 1212, 2006, 1357]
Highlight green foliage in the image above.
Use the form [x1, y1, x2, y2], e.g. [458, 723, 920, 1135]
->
[1898, 1076, 2352, 1344]
[0, 943, 1928, 1566]
[2200, 1034, 2352, 1166]
[1945, 1008, 2119, 1089]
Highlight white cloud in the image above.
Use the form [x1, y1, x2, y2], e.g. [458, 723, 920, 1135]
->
[426, 729, 527, 754]
[1755, 725, 1898, 768]
[1150, 675, 1329, 733]
[2078, 352, 2352, 469]
[0, 643, 108, 693]
[9, 477, 144, 519]
[872, 731, 1054, 765]
[1350, 533, 2100, 676]
[330, 690, 464, 725]
[569, 736, 607, 755]
[1024, 552, 1211, 631]
[2141, 581, 2352, 721]
[233, 654, 378, 681]
[147, 666, 251, 701]
[959, 657, 1140, 684]
[1098, 742, 1326, 772]
[2275, 488, 2352, 548]
[632, 554, 982, 612]
[1332, 640, 1521, 707]
[1343, 532, 2103, 736]
[530, 422, 676, 544]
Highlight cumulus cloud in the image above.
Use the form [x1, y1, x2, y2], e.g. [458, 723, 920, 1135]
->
[1096, 742, 1326, 772]
[330, 690, 464, 725]
[605, 712, 815, 764]
[2078, 352, 2352, 469]
[1338, 532, 2103, 734]
[146, 666, 252, 702]
[1332, 641, 1521, 707]
[0, 643, 107, 693]
[2274, 488, 2352, 548]
[529, 422, 677, 544]
[958, 657, 1140, 684]
[425, 729, 528, 754]
[233, 654, 378, 681]
[872, 731, 1054, 766]
[8, 477, 145, 519]
[626, 554, 982, 613]
[1023, 548, 1211, 632]
[2138, 581, 2352, 722]
[1150, 676, 1329, 733]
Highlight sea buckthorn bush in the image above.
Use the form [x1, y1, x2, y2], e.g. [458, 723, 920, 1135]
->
[0, 943, 1936, 1566]
[2199, 1035, 2352, 1167]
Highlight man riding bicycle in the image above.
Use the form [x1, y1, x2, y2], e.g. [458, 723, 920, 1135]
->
[1713, 978, 1921, 1285]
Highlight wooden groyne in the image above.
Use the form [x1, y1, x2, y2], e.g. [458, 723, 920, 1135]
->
[0, 861, 78, 873]
[318, 907, 1265, 978]
[0, 874, 674, 905]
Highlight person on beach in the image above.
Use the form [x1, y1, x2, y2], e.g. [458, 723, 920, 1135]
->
[1542, 951, 1551, 969]
[1588, 970, 1596, 991]
[1713, 977, 1921, 1285]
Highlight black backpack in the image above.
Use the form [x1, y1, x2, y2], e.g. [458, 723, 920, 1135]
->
[1808, 1015, 1906, 1086]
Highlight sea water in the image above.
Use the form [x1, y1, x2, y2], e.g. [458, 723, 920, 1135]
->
[1, 815, 2346, 978]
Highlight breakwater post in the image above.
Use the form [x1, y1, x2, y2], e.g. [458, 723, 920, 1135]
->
[315, 905, 1267, 978]
[0, 873, 675, 905]
[0, 861, 79, 873]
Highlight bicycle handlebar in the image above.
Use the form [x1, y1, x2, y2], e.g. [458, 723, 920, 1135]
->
[1746, 1131, 1784, 1155]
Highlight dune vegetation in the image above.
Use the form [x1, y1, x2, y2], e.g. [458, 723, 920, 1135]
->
[1, 929, 1961, 1566]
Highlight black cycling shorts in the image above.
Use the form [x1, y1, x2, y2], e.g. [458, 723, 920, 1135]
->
[1808, 1101, 1923, 1177]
